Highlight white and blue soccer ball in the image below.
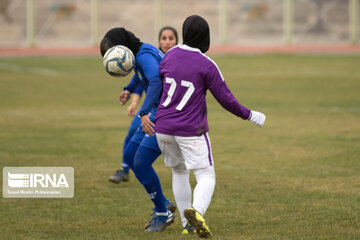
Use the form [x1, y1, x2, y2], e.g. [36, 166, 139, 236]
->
[103, 45, 135, 77]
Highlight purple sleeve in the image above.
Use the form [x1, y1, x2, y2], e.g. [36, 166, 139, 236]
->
[206, 64, 251, 120]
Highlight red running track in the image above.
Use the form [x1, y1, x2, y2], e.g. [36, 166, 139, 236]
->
[0, 45, 360, 56]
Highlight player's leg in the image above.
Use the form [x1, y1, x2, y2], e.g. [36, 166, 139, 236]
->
[172, 164, 191, 227]
[192, 166, 215, 215]
[121, 114, 141, 171]
[124, 130, 175, 211]
[157, 133, 194, 234]
[132, 145, 174, 232]
[143, 107, 176, 209]
[120, 126, 145, 172]
[176, 132, 215, 238]
[123, 114, 141, 153]
[138, 108, 175, 232]
[176, 132, 216, 214]
[109, 118, 142, 183]
[132, 146, 165, 211]
[136, 132, 177, 212]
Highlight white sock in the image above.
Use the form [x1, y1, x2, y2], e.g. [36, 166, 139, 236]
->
[172, 163, 191, 227]
[192, 166, 216, 216]
[156, 211, 168, 216]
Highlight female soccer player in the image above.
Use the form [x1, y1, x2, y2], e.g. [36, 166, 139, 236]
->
[155, 15, 266, 238]
[100, 27, 176, 232]
[158, 26, 178, 54]
[108, 85, 143, 183]
[109, 26, 178, 183]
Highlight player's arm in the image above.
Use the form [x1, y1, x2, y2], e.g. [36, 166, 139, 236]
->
[206, 64, 266, 127]
[119, 74, 140, 105]
[127, 86, 144, 117]
[137, 54, 163, 135]
[137, 55, 162, 114]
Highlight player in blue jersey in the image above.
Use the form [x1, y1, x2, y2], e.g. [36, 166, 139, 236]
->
[155, 15, 266, 238]
[108, 27, 178, 184]
[100, 27, 176, 232]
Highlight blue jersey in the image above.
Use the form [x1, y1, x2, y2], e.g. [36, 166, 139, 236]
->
[124, 43, 164, 114]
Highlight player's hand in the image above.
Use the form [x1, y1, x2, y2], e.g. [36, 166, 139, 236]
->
[141, 115, 155, 136]
[248, 110, 266, 127]
[119, 90, 130, 105]
[127, 104, 137, 117]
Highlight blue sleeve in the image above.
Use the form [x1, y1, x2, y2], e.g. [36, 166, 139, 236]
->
[137, 53, 160, 82]
[133, 85, 144, 97]
[139, 76, 162, 114]
[137, 54, 162, 114]
[124, 74, 140, 93]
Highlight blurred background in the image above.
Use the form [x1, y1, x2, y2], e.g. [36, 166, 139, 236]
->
[0, 0, 359, 48]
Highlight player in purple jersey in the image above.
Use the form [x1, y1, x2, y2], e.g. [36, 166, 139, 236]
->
[155, 15, 266, 238]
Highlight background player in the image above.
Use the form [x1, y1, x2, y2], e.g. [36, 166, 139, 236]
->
[158, 26, 178, 53]
[154, 15, 266, 238]
[100, 27, 175, 232]
[108, 86, 143, 183]
[109, 26, 178, 183]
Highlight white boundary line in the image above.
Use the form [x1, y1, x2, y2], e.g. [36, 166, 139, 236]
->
[0, 63, 58, 77]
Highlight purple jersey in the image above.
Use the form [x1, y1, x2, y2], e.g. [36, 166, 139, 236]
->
[155, 45, 251, 137]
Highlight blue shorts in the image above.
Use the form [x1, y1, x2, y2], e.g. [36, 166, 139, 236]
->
[130, 107, 161, 153]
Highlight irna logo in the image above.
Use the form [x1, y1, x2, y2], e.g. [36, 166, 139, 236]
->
[8, 172, 69, 188]
[3, 167, 74, 198]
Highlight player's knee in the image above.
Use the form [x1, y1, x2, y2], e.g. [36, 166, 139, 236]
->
[133, 154, 143, 174]
[123, 135, 132, 150]
[193, 166, 216, 180]
[172, 163, 189, 175]
[132, 149, 151, 175]
[132, 153, 154, 185]
[123, 147, 135, 170]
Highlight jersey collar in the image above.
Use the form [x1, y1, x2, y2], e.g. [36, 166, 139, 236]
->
[179, 44, 202, 53]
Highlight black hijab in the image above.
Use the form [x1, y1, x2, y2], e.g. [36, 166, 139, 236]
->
[104, 27, 143, 56]
[182, 15, 210, 53]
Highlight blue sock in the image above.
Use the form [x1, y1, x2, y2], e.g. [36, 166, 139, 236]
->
[133, 146, 167, 213]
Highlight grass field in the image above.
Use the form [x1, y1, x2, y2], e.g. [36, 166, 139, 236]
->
[0, 54, 359, 239]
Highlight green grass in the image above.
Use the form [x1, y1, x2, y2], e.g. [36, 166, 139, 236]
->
[0, 54, 359, 239]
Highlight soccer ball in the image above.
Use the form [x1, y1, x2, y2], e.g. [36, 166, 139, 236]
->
[103, 45, 135, 77]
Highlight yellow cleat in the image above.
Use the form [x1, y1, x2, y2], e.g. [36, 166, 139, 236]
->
[181, 222, 196, 235]
[184, 208, 212, 239]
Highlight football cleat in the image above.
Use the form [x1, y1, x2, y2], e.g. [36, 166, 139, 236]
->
[184, 208, 212, 239]
[145, 211, 175, 232]
[165, 199, 177, 213]
[144, 200, 177, 229]
[109, 169, 129, 183]
[182, 222, 196, 235]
